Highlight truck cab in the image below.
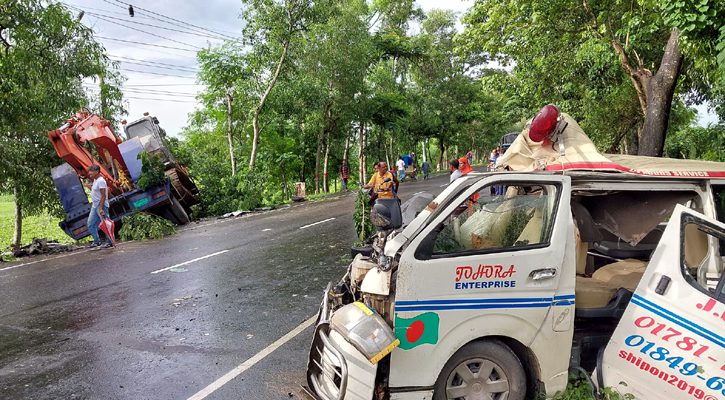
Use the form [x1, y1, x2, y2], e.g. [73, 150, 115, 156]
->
[305, 113, 725, 400]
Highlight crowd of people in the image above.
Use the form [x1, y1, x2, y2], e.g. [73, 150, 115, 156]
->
[354, 144, 510, 200]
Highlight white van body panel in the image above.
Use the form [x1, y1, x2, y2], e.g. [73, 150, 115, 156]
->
[389, 174, 574, 393]
[601, 205, 725, 399]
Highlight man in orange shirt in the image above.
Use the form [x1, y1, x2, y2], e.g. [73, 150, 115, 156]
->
[364, 161, 395, 199]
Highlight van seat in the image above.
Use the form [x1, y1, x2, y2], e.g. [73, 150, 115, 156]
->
[575, 259, 647, 310]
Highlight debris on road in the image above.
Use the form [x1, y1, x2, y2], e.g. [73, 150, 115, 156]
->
[11, 238, 83, 258]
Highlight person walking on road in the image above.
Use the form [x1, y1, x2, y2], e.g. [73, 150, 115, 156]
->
[339, 159, 350, 191]
[396, 156, 406, 183]
[87, 165, 113, 249]
[422, 160, 430, 180]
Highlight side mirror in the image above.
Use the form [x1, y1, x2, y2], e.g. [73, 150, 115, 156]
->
[371, 198, 402, 230]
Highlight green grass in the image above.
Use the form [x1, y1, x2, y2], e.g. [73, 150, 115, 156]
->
[0, 195, 77, 251]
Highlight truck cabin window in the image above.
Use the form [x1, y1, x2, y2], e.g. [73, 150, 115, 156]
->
[125, 120, 156, 140]
[681, 216, 725, 301]
[431, 183, 559, 256]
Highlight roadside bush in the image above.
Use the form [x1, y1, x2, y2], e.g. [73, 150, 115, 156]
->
[353, 190, 375, 243]
[119, 213, 176, 241]
[197, 170, 264, 216]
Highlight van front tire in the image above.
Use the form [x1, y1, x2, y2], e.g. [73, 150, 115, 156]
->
[433, 340, 526, 400]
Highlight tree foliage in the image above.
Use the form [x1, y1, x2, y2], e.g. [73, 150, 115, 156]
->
[0, 0, 123, 247]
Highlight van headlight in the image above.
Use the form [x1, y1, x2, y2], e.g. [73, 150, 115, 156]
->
[330, 302, 399, 364]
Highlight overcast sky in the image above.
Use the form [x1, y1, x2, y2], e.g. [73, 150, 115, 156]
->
[66, 0, 716, 138]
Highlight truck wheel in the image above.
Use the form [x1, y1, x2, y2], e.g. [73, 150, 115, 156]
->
[169, 196, 190, 225]
[433, 340, 526, 400]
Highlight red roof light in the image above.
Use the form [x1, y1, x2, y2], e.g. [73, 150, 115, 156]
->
[529, 104, 560, 142]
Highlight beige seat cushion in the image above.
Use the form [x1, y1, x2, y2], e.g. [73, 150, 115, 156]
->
[575, 276, 617, 309]
[516, 208, 544, 244]
[575, 259, 647, 309]
[591, 259, 647, 291]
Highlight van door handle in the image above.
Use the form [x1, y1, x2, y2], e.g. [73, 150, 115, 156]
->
[530, 268, 557, 281]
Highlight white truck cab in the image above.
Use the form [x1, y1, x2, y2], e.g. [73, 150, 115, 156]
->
[306, 112, 725, 400]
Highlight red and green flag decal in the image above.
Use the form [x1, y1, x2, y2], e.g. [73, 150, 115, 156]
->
[394, 312, 440, 350]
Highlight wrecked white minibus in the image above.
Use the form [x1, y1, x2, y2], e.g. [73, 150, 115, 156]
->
[305, 107, 725, 400]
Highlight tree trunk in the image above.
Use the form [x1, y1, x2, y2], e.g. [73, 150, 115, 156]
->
[225, 91, 236, 176]
[323, 129, 330, 193]
[638, 29, 683, 157]
[249, 39, 290, 170]
[358, 122, 366, 184]
[421, 139, 428, 163]
[437, 137, 445, 171]
[314, 125, 324, 194]
[12, 186, 22, 251]
[343, 135, 350, 162]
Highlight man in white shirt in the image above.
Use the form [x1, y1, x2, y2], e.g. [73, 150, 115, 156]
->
[396, 157, 406, 182]
[87, 165, 113, 249]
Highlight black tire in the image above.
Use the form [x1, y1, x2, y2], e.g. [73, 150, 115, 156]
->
[433, 340, 526, 400]
[169, 196, 190, 225]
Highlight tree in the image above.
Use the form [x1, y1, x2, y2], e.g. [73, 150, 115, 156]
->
[0, 1, 122, 249]
[242, 0, 328, 171]
[198, 43, 253, 176]
[459, 0, 724, 156]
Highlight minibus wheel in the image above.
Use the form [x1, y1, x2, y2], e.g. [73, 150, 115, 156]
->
[433, 339, 526, 400]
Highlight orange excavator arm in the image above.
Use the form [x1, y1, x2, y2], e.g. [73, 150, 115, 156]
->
[47, 111, 132, 196]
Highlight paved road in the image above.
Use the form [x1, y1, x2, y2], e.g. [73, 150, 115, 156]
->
[0, 172, 452, 400]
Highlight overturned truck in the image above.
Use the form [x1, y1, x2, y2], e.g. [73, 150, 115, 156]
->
[48, 111, 199, 240]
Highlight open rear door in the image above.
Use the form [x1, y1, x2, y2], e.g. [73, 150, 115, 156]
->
[599, 205, 725, 400]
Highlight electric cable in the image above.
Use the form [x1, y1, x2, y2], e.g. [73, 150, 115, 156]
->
[88, 13, 203, 51]
[95, 36, 199, 53]
[110, 58, 199, 73]
[62, 5, 229, 40]
[120, 68, 197, 79]
[105, 0, 238, 40]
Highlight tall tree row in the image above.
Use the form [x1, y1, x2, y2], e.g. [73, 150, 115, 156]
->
[0, 1, 123, 249]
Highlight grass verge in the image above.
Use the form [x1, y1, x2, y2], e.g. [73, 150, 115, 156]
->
[0, 195, 76, 252]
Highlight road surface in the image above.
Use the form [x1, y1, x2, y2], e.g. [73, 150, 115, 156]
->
[0, 172, 452, 400]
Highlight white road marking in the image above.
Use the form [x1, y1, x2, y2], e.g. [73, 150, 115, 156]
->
[0, 249, 92, 272]
[440, 183, 449, 187]
[150, 250, 229, 274]
[186, 315, 316, 400]
[299, 217, 335, 230]
[262, 228, 271, 232]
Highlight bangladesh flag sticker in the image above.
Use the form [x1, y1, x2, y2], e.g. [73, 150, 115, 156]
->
[394, 312, 440, 350]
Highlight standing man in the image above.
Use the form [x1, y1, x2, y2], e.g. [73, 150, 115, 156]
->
[422, 160, 430, 180]
[364, 161, 395, 199]
[396, 156, 406, 183]
[339, 159, 350, 191]
[87, 165, 113, 249]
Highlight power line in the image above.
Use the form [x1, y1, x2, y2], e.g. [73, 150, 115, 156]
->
[120, 68, 197, 79]
[84, 85, 199, 97]
[95, 36, 200, 53]
[124, 96, 198, 103]
[63, 4, 229, 40]
[111, 58, 199, 73]
[123, 83, 205, 87]
[104, 0, 238, 40]
[110, 55, 199, 70]
[88, 13, 203, 51]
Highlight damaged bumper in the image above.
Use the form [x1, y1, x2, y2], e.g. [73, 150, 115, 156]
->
[306, 286, 380, 400]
